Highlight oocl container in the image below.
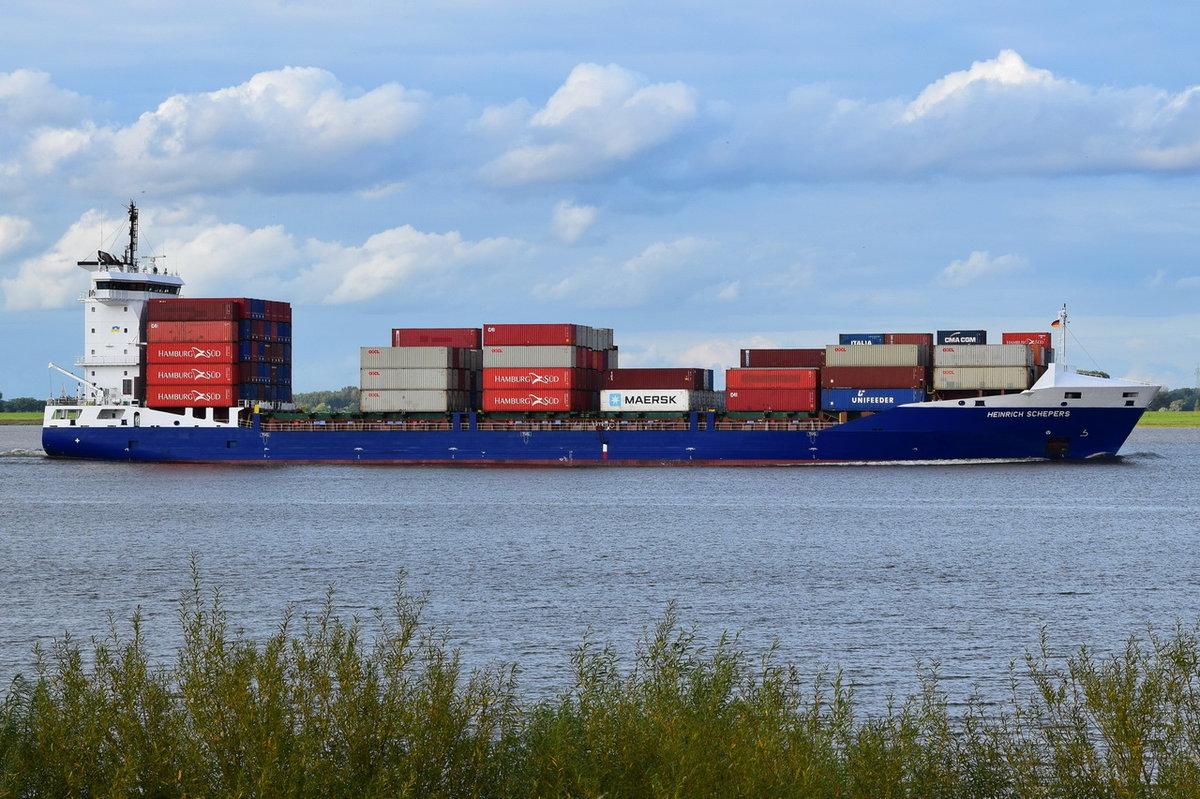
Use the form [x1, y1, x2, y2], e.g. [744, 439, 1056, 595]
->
[482, 345, 589, 369]
[359, 389, 473, 413]
[361, 346, 478, 369]
[360, 368, 473, 391]
[933, 344, 1032, 367]
[933, 367, 1034, 390]
[825, 344, 929, 367]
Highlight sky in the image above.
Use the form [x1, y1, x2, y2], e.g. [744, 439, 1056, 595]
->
[2, 0, 1200, 398]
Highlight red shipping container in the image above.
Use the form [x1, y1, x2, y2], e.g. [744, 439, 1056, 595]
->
[484, 323, 579, 346]
[604, 368, 706, 389]
[146, 298, 241, 322]
[145, 385, 237, 407]
[725, 388, 818, 412]
[822, 366, 928, 389]
[145, 364, 236, 384]
[482, 389, 595, 412]
[146, 342, 237, 363]
[740, 349, 825, 368]
[146, 320, 238, 343]
[483, 367, 594, 390]
[884, 333, 934, 346]
[726, 368, 818, 390]
[392, 327, 482, 348]
[1002, 332, 1053, 348]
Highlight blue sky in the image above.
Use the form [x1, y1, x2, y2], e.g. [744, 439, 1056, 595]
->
[3, 1, 1199, 398]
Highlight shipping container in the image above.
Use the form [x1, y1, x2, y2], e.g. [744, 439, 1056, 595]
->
[361, 346, 479, 369]
[936, 329, 987, 345]
[1001, 332, 1053, 348]
[933, 344, 1032, 367]
[825, 344, 929, 367]
[145, 364, 236, 384]
[360, 368, 473, 391]
[600, 389, 723, 412]
[360, 389, 474, 413]
[146, 343, 238, 363]
[482, 345, 589, 369]
[725, 368, 819, 390]
[821, 366, 928, 389]
[481, 389, 596, 412]
[146, 298, 241, 322]
[884, 333, 934, 346]
[740, 348, 826, 368]
[146, 321, 238, 343]
[145, 385, 238, 407]
[724, 388, 818, 412]
[839, 333, 885, 345]
[822, 388, 926, 411]
[483, 367, 595, 390]
[933, 366, 1035, 390]
[392, 327, 483, 348]
[603, 368, 712, 390]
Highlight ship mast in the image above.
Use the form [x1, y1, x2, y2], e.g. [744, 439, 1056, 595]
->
[123, 201, 138, 268]
[1056, 304, 1068, 368]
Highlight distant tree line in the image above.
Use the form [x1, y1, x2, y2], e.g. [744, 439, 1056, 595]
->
[1148, 387, 1199, 412]
[0, 394, 45, 413]
[292, 386, 359, 414]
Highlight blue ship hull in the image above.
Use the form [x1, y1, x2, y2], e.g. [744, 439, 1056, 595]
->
[42, 405, 1146, 465]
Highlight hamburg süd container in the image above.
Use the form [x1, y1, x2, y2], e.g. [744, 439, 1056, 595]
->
[822, 388, 926, 411]
[145, 385, 238, 407]
[821, 366, 928, 389]
[145, 364, 237, 384]
[933, 366, 1035, 390]
[481, 389, 596, 412]
[147, 343, 238, 363]
[825, 344, 929, 367]
[484, 367, 596, 390]
[1001, 332, 1053, 348]
[725, 368, 819, 390]
[933, 344, 1032, 367]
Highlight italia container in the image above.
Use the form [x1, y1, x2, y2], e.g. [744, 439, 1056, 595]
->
[146, 321, 238, 343]
[821, 366, 928, 389]
[838, 333, 884, 345]
[481, 389, 596, 412]
[361, 346, 479, 369]
[937, 330, 987, 345]
[603, 368, 712, 390]
[740, 349, 826, 368]
[933, 344, 1032, 367]
[825, 344, 929, 367]
[146, 299, 241, 322]
[484, 367, 595, 390]
[146, 343, 238, 363]
[725, 388, 818, 412]
[360, 368, 474, 390]
[933, 367, 1035, 390]
[146, 364, 237, 384]
[725, 368, 818, 390]
[822, 388, 926, 411]
[601, 389, 720, 413]
[482, 345, 589, 369]
[360, 389, 473, 413]
[392, 328, 482, 348]
[145, 386, 238, 407]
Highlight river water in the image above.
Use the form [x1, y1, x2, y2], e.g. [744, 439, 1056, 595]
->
[1, 424, 1197, 712]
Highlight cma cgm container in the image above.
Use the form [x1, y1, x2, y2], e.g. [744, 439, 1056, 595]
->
[361, 346, 480, 370]
[392, 328, 482, 348]
[740, 349, 825, 368]
[146, 321, 238, 343]
[482, 390, 596, 412]
[825, 344, 929, 367]
[933, 367, 1035, 390]
[823, 388, 926, 411]
[601, 389, 722, 413]
[360, 389, 473, 413]
[484, 367, 594, 390]
[483, 345, 590, 369]
[821, 366, 928, 389]
[603, 368, 712, 390]
[937, 330, 987, 345]
[933, 344, 1032, 367]
[725, 368, 818, 390]
[725, 388, 818, 412]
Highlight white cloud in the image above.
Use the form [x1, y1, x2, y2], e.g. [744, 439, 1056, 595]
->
[935, 251, 1031, 287]
[1, 211, 105, 310]
[0, 216, 33, 259]
[552, 201, 598, 244]
[903, 49, 1060, 122]
[482, 63, 698, 185]
[715, 280, 740, 301]
[534, 237, 708, 306]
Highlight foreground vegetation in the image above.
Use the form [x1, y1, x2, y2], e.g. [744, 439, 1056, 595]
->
[1137, 410, 1200, 427]
[3, 573, 1200, 797]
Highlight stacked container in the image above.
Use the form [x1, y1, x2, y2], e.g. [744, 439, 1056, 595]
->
[481, 324, 616, 412]
[932, 344, 1035, 390]
[144, 298, 292, 407]
[360, 331, 482, 412]
[724, 367, 819, 412]
[740, 349, 825, 368]
[820, 342, 930, 411]
[601, 368, 720, 413]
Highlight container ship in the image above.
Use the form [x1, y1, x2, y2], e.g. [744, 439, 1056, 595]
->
[42, 204, 1160, 465]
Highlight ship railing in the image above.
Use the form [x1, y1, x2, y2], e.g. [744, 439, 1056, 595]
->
[475, 418, 693, 432]
[255, 417, 839, 433]
[712, 419, 837, 431]
[258, 420, 456, 432]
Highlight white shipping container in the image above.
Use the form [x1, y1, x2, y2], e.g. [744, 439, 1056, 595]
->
[483, 345, 584, 368]
[359, 389, 473, 413]
[360, 368, 470, 390]
[825, 344, 928, 367]
[360, 346, 481, 369]
[933, 366, 1034, 390]
[933, 344, 1032, 367]
[600, 389, 723, 412]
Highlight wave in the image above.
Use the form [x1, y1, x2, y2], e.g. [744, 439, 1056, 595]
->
[0, 448, 45, 458]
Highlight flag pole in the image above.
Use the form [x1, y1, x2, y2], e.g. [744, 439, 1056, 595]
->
[1055, 304, 1068, 368]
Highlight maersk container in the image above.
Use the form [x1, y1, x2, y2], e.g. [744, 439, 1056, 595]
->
[825, 344, 929, 367]
[361, 346, 478, 369]
[601, 389, 721, 412]
[147, 343, 237, 363]
[937, 329, 987, 345]
[821, 366, 928, 389]
[360, 368, 472, 390]
[146, 321, 238, 343]
[725, 368, 818, 390]
[392, 327, 482, 348]
[145, 364, 236, 384]
[481, 389, 595, 412]
[740, 349, 825, 368]
[482, 345, 589, 369]
[725, 388, 818, 412]
[603, 368, 712, 390]
[839, 333, 884, 345]
[933, 344, 1032, 367]
[483, 367, 594, 390]
[933, 366, 1034, 390]
[360, 389, 473, 413]
[822, 388, 926, 411]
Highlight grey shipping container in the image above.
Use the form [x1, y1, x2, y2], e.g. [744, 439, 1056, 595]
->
[825, 344, 929, 367]
[933, 344, 1032, 367]
[483, 345, 586, 369]
[360, 346, 481, 369]
[933, 366, 1034, 390]
[359, 389, 474, 412]
[360, 367, 474, 391]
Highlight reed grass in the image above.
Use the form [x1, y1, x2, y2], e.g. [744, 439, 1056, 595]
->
[3, 570, 1200, 797]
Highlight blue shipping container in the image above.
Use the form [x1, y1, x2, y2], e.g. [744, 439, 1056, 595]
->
[839, 333, 884, 345]
[823, 388, 926, 411]
[936, 330, 987, 345]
